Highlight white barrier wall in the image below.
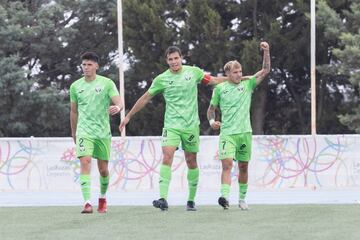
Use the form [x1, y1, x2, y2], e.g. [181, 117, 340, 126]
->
[1, 135, 360, 192]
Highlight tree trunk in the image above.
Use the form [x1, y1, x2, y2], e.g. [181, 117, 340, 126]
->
[251, 81, 268, 134]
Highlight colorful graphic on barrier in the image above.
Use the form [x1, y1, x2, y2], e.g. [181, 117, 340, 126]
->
[1, 136, 359, 191]
[0, 140, 42, 190]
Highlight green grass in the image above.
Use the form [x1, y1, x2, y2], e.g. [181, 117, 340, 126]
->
[0, 205, 359, 240]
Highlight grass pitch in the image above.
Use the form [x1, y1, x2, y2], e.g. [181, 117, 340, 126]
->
[0, 204, 359, 240]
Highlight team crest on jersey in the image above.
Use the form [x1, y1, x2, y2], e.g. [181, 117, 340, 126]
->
[237, 85, 245, 92]
[95, 85, 103, 93]
[222, 90, 229, 95]
[184, 73, 192, 81]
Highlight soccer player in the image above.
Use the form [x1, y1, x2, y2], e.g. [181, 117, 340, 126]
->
[119, 46, 227, 211]
[207, 42, 271, 210]
[70, 52, 123, 214]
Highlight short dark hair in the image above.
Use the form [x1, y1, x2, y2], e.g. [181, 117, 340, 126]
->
[164, 46, 182, 58]
[81, 52, 99, 63]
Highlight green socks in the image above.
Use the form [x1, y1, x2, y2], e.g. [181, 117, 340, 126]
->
[159, 164, 172, 199]
[80, 175, 109, 201]
[187, 168, 199, 201]
[80, 174, 91, 202]
[100, 175, 109, 197]
[221, 183, 247, 200]
[221, 184, 231, 199]
[239, 183, 248, 200]
[159, 165, 199, 201]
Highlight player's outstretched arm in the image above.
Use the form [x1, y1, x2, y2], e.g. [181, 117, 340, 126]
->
[254, 41, 271, 85]
[207, 104, 221, 130]
[208, 75, 228, 86]
[70, 102, 78, 144]
[119, 92, 153, 133]
[109, 95, 123, 115]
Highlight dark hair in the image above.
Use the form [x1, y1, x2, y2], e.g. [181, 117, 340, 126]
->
[81, 52, 99, 63]
[164, 46, 182, 58]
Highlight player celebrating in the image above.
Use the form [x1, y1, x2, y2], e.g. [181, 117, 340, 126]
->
[207, 42, 271, 210]
[119, 46, 227, 211]
[70, 52, 122, 214]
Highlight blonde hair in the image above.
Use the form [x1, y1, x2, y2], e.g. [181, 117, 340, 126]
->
[223, 60, 242, 74]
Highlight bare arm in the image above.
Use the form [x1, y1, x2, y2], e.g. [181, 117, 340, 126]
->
[109, 95, 123, 115]
[254, 42, 271, 85]
[119, 91, 153, 132]
[207, 104, 221, 130]
[208, 76, 228, 86]
[70, 102, 78, 144]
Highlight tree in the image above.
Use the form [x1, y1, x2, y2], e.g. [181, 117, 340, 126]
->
[316, 0, 357, 134]
[0, 0, 120, 136]
[333, 1, 360, 132]
[122, 0, 186, 135]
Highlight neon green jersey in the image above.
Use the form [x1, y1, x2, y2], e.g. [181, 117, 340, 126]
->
[70, 75, 119, 138]
[148, 65, 205, 130]
[210, 76, 257, 135]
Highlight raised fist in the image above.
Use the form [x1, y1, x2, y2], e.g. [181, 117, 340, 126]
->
[260, 42, 269, 51]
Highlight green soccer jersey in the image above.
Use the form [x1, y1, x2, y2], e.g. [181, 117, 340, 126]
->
[210, 76, 257, 135]
[70, 75, 119, 138]
[148, 65, 205, 129]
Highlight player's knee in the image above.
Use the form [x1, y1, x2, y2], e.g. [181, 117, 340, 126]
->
[223, 164, 232, 172]
[239, 163, 248, 173]
[99, 169, 108, 177]
[185, 158, 197, 168]
[222, 160, 233, 171]
[162, 153, 173, 165]
[80, 157, 91, 171]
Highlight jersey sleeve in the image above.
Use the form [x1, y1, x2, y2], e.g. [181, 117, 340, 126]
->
[108, 80, 120, 98]
[192, 66, 205, 84]
[249, 76, 257, 90]
[148, 76, 165, 96]
[69, 84, 77, 103]
[210, 86, 220, 107]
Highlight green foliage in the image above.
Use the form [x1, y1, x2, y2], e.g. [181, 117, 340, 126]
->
[0, 0, 118, 137]
[1, 0, 358, 136]
[317, 0, 360, 133]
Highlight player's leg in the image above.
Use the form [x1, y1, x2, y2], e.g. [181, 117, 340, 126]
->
[181, 127, 200, 211]
[235, 133, 252, 210]
[153, 128, 180, 211]
[77, 137, 95, 214]
[218, 135, 236, 209]
[219, 158, 233, 209]
[237, 161, 249, 210]
[94, 138, 111, 213]
[184, 151, 198, 211]
[96, 159, 109, 213]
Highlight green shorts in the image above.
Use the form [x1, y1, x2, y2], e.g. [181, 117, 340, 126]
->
[76, 137, 111, 160]
[219, 133, 252, 162]
[161, 127, 200, 153]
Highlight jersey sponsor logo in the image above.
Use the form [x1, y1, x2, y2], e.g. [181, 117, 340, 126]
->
[188, 134, 195, 142]
[240, 144, 246, 150]
[95, 85, 103, 93]
[184, 74, 192, 81]
[162, 129, 167, 137]
[237, 85, 245, 92]
[78, 89, 84, 94]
